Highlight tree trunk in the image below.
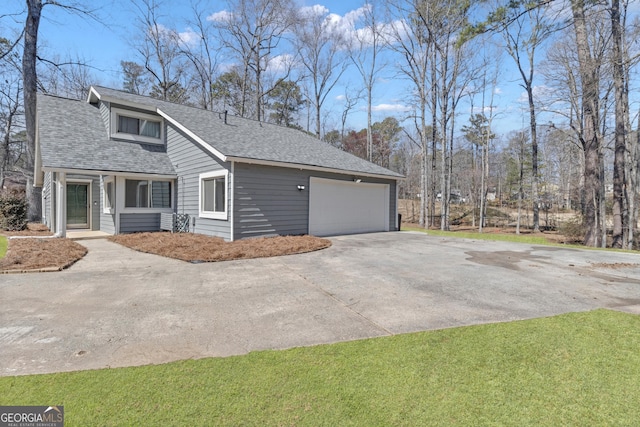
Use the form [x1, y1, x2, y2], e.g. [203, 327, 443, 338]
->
[571, 0, 602, 247]
[527, 85, 540, 232]
[367, 85, 373, 162]
[419, 97, 428, 227]
[23, 0, 43, 221]
[611, 0, 627, 248]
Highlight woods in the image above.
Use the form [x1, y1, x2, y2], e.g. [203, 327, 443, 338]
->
[2, 0, 640, 247]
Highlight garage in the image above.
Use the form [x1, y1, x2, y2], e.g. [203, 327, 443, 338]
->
[308, 177, 390, 236]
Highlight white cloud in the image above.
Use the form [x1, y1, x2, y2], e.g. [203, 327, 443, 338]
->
[207, 10, 233, 23]
[371, 103, 411, 113]
[178, 27, 199, 46]
[298, 4, 393, 50]
[335, 94, 346, 101]
[265, 54, 294, 74]
[149, 23, 196, 47]
[299, 5, 329, 19]
[517, 85, 554, 103]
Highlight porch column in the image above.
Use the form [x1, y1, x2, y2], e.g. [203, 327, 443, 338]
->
[56, 172, 67, 237]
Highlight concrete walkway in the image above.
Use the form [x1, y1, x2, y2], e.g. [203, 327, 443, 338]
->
[2, 232, 640, 376]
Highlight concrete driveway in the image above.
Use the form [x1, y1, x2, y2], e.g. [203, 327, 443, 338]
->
[2, 231, 640, 376]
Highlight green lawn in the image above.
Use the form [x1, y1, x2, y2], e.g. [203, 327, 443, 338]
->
[0, 235, 7, 258]
[402, 225, 592, 248]
[2, 310, 639, 426]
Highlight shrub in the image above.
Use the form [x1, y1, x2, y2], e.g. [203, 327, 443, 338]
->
[558, 215, 585, 243]
[0, 189, 28, 231]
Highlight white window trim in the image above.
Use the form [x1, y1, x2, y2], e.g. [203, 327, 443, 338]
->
[199, 170, 228, 220]
[110, 107, 164, 145]
[102, 176, 115, 214]
[121, 178, 174, 212]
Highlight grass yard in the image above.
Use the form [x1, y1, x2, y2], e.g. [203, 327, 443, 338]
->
[0, 235, 6, 258]
[2, 310, 639, 426]
[403, 225, 586, 247]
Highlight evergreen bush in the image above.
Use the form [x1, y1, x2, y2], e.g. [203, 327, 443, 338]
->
[0, 189, 28, 231]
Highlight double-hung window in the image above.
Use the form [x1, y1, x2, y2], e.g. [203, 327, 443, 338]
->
[125, 179, 172, 209]
[111, 108, 163, 144]
[199, 171, 228, 220]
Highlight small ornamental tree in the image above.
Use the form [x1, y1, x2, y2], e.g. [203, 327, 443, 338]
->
[0, 189, 28, 231]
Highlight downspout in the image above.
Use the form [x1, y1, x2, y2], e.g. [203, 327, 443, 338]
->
[395, 181, 399, 231]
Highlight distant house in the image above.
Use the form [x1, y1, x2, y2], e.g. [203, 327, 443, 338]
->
[34, 86, 402, 240]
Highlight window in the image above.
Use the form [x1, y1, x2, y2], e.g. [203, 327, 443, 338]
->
[200, 171, 228, 220]
[125, 179, 172, 209]
[111, 108, 163, 144]
[118, 115, 161, 138]
[103, 177, 114, 213]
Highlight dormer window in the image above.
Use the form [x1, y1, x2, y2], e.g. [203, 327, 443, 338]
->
[118, 115, 161, 138]
[111, 107, 163, 144]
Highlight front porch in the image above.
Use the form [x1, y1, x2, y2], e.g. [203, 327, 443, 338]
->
[43, 171, 176, 238]
[66, 230, 111, 241]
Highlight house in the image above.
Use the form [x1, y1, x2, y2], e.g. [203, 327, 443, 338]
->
[34, 86, 403, 240]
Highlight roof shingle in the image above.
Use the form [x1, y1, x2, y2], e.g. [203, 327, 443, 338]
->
[93, 86, 403, 179]
[37, 94, 176, 176]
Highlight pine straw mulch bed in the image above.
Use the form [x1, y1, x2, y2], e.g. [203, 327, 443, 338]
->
[109, 232, 332, 263]
[0, 237, 88, 273]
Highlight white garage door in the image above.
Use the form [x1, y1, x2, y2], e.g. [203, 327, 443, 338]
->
[309, 177, 389, 236]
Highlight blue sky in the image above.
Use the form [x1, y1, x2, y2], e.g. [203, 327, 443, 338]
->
[3, 0, 532, 136]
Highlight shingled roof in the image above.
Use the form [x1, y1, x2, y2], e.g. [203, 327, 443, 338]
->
[37, 94, 176, 176]
[90, 86, 403, 179]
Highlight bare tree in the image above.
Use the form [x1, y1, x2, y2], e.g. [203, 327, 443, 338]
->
[0, 39, 24, 189]
[348, 1, 386, 162]
[22, 0, 99, 220]
[338, 88, 363, 141]
[22, 0, 43, 219]
[213, 0, 294, 120]
[39, 53, 98, 99]
[542, 7, 609, 247]
[131, 0, 187, 103]
[610, 0, 628, 248]
[181, 1, 220, 110]
[294, 5, 349, 138]
[570, 0, 608, 247]
[386, 0, 432, 227]
[497, 3, 557, 233]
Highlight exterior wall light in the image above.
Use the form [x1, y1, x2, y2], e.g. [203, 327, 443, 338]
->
[353, 178, 362, 183]
[297, 185, 305, 191]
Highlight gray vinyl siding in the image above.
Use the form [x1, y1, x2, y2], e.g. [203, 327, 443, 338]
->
[165, 124, 231, 240]
[99, 101, 110, 136]
[234, 163, 396, 239]
[120, 213, 161, 233]
[234, 164, 309, 238]
[100, 212, 116, 234]
[233, 164, 398, 239]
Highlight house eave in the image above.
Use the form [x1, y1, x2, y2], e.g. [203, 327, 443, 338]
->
[88, 86, 157, 113]
[156, 108, 228, 163]
[226, 156, 404, 181]
[41, 166, 177, 180]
